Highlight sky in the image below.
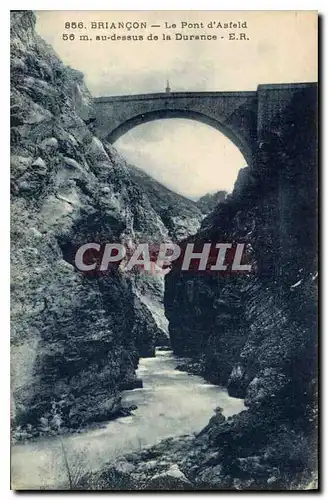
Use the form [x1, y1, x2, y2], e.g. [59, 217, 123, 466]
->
[115, 119, 246, 198]
[35, 11, 317, 199]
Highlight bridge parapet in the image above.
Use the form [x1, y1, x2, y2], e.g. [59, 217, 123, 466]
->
[94, 90, 257, 103]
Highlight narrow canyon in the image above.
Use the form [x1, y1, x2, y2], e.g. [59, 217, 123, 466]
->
[10, 11, 318, 491]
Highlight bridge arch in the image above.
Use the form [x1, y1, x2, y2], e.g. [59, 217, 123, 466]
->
[105, 109, 252, 166]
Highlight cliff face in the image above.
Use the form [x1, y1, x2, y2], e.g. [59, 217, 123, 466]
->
[126, 164, 203, 241]
[166, 84, 317, 401]
[163, 85, 318, 487]
[10, 11, 178, 432]
[196, 190, 227, 214]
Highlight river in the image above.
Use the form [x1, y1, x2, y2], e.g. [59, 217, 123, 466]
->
[11, 349, 245, 489]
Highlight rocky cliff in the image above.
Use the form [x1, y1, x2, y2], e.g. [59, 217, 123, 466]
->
[10, 11, 197, 435]
[121, 162, 203, 344]
[126, 164, 203, 241]
[162, 84, 318, 488]
[196, 189, 227, 214]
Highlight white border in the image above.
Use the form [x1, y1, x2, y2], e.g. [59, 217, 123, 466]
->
[2, 1, 325, 498]
[3, 1, 324, 10]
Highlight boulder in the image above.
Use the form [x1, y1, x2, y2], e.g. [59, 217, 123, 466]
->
[146, 464, 192, 490]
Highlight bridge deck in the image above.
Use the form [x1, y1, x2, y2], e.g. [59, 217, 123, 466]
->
[93, 83, 316, 103]
[94, 91, 257, 103]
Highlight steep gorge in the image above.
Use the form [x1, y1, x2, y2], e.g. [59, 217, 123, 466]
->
[82, 82, 318, 491]
[11, 10, 318, 491]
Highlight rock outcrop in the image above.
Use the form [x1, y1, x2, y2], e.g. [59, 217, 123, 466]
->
[196, 190, 227, 214]
[10, 11, 194, 434]
[126, 164, 203, 241]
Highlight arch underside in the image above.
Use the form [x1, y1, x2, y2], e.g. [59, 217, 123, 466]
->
[106, 108, 252, 165]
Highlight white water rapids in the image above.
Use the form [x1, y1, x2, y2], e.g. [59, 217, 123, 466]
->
[11, 349, 245, 489]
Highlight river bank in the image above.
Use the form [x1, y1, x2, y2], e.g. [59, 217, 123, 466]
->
[11, 349, 245, 490]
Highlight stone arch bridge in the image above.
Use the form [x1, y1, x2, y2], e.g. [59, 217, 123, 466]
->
[93, 83, 316, 165]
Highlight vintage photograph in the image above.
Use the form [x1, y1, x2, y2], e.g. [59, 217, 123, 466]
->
[10, 10, 318, 490]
